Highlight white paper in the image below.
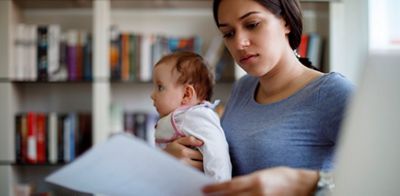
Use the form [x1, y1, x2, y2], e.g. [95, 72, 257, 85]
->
[46, 134, 214, 196]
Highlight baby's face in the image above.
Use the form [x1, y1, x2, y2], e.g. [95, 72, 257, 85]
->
[150, 62, 185, 118]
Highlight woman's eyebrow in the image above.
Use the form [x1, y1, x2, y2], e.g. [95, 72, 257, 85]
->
[239, 11, 260, 20]
[218, 11, 261, 27]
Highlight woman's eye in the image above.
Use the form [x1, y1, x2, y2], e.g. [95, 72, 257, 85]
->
[222, 31, 234, 39]
[246, 22, 259, 29]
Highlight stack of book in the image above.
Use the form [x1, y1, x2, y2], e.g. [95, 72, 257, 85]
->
[297, 33, 323, 70]
[14, 24, 92, 82]
[109, 26, 202, 82]
[15, 112, 92, 164]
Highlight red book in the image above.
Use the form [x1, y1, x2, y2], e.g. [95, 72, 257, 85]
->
[36, 113, 47, 164]
[26, 112, 37, 164]
[298, 34, 309, 57]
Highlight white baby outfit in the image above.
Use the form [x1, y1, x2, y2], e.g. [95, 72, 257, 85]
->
[155, 101, 232, 181]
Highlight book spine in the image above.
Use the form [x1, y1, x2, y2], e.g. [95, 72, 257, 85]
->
[36, 113, 47, 164]
[140, 34, 152, 82]
[76, 31, 86, 81]
[63, 115, 70, 162]
[77, 113, 92, 156]
[58, 114, 65, 163]
[28, 25, 38, 81]
[307, 33, 322, 69]
[48, 112, 58, 164]
[37, 26, 48, 81]
[129, 34, 136, 81]
[298, 34, 309, 58]
[121, 33, 130, 81]
[83, 34, 92, 81]
[110, 27, 121, 80]
[20, 115, 27, 163]
[15, 114, 22, 163]
[27, 112, 37, 164]
[124, 112, 135, 135]
[14, 24, 26, 80]
[69, 113, 76, 161]
[47, 25, 61, 78]
[134, 113, 147, 140]
[67, 30, 78, 81]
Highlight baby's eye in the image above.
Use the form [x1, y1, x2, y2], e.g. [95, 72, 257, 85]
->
[157, 85, 165, 91]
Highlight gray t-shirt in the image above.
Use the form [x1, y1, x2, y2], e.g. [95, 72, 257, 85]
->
[221, 72, 354, 176]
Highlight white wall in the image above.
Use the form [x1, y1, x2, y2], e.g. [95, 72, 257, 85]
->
[330, 0, 369, 84]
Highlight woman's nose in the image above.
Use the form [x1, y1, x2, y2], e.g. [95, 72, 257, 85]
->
[235, 33, 250, 50]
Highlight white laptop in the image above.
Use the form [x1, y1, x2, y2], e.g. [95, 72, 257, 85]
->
[333, 52, 400, 195]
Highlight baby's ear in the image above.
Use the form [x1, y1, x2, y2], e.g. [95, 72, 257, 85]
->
[181, 84, 197, 105]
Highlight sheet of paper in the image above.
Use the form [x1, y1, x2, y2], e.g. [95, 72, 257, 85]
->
[46, 134, 214, 196]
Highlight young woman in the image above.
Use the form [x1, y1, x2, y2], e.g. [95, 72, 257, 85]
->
[165, 0, 354, 195]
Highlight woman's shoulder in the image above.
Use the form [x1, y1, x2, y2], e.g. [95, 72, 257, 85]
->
[318, 72, 355, 95]
[316, 72, 355, 108]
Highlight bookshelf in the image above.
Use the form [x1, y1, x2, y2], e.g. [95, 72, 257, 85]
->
[0, 0, 368, 195]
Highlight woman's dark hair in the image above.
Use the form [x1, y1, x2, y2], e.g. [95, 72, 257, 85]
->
[212, 0, 318, 70]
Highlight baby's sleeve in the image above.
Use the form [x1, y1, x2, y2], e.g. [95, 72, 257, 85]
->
[179, 107, 232, 181]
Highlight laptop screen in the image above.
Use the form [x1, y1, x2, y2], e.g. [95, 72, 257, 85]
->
[333, 52, 400, 195]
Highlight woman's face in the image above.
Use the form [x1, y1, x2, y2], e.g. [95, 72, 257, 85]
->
[217, 0, 291, 77]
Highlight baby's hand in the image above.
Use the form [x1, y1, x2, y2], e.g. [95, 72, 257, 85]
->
[164, 136, 204, 171]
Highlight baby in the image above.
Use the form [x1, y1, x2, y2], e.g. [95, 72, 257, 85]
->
[151, 51, 231, 181]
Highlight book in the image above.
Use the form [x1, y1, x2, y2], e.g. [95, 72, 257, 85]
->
[121, 33, 130, 81]
[307, 33, 323, 69]
[26, 112, 37, 163]
[36, 113, 47, 164]
[83, 34, 92, 81]
[47, 24, 61, 79]
[15, 114, 23, 163]
[37, 26, 49, 81]
[110, 26, 121, 80]
[66, 30, 78, 81]
[298, 34, 309, 57]
[48, 112, 58, 164]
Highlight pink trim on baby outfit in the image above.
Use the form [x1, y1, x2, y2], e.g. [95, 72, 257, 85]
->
[155, 105, 189, 144]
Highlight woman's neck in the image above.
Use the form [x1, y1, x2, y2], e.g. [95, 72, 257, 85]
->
[256, 51, 322, 104]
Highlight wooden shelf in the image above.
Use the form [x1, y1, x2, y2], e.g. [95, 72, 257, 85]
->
[111, 0, 211, 9]
[13, 0, 93, 9]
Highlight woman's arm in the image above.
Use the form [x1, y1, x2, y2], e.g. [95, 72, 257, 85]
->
[203, 167, 319, 196]
[163, 136, 204, 171]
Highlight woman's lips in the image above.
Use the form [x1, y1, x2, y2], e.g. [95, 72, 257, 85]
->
[240, 54, 259, 64]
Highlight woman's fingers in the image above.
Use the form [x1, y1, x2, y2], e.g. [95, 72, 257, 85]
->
[182, 147, 203, 161]
[185, 158, 204, 171]
[176, 136, 203, 147]
[203, 176, 254, 194]
[163, 136, 204, 170]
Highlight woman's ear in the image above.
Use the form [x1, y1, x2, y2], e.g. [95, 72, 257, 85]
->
[281, 18, 291, 34]
[181, 84, 197, 105]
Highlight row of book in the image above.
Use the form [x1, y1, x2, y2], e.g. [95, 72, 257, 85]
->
[110, 26, 202, 82]
[15, 112, 92, 164]
[297, 33, 323, 69]
[109, 105, 158, 144]
[123, 112, 158, 144]
[13, 24, 93, 81]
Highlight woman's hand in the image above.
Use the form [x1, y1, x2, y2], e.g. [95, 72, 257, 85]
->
[164, 136, 204, 171]
[202, 167, 319, 196]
